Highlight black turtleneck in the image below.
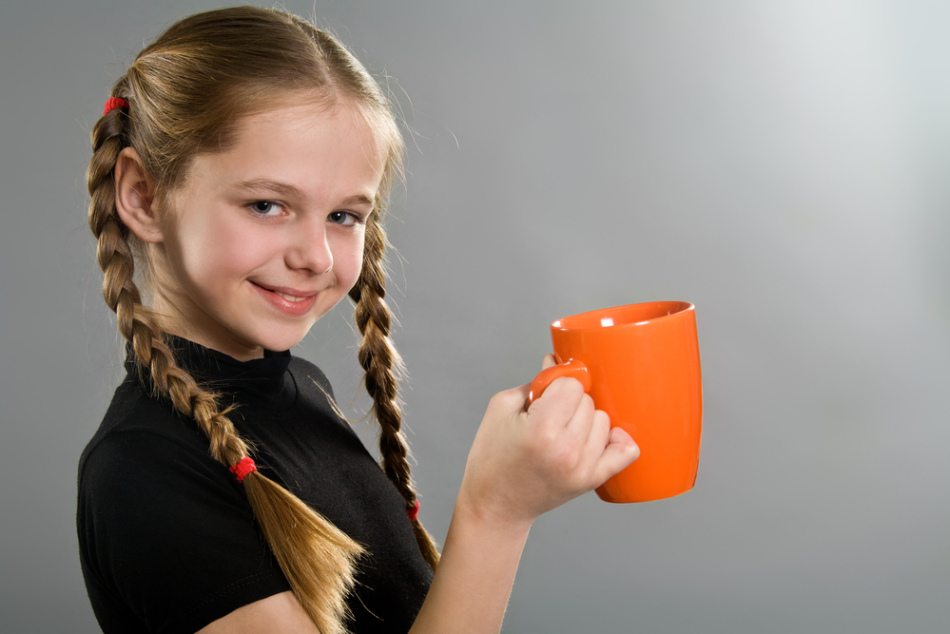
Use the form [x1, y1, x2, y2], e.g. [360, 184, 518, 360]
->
[77, 338, 433, 634]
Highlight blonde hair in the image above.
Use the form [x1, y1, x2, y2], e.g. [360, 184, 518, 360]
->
[86, 7, 438, 632]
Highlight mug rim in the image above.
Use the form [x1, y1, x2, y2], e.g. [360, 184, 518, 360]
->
[551, 301, 694, 331]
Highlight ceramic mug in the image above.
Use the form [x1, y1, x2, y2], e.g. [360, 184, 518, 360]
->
[528, 301, 703, 503]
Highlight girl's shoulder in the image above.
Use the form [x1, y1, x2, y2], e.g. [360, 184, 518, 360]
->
[77, 375, 290, 633]
[77, 373, 242, 532]
[79, 373, 207, 478]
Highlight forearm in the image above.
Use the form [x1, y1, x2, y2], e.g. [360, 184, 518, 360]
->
[409, 502, 532, 634]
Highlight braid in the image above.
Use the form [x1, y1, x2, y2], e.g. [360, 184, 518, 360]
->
[88, 93, 363, 634]
[350, 216, 441, 570]
[87, 7, 440, 627]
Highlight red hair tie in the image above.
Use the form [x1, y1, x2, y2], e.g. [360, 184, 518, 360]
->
[229, 457, 257, 484]
[406, 499, 420, 522]
[103, 97, 129, 116]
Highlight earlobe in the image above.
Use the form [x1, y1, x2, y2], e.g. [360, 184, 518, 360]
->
[114, 147, 163, 243]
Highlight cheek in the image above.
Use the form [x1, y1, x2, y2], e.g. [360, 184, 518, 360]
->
[334, 232, 366, 291]
[175, 214, 267, 286]
[352, 234, 367, 284]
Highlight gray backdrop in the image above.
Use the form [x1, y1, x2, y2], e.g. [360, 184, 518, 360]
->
[1, 1, 948, 632]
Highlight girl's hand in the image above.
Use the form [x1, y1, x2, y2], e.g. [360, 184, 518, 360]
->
[456, 355, 640, 528]
[410, 357, 639, 632]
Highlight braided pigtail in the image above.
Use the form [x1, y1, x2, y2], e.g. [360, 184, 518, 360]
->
[350, 216, 441, 570]
[87, 93, 363, 634]
[88, 6, 440, 627]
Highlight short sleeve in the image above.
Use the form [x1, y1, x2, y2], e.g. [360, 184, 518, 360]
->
[77, 430, 290, 633]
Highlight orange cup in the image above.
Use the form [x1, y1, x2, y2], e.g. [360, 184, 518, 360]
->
[529, 301, 703, 503]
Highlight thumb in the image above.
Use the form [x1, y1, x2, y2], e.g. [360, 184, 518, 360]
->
[494, 382, 532, 415]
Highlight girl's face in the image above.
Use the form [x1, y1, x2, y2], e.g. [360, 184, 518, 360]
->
[150, 100, 385, 361]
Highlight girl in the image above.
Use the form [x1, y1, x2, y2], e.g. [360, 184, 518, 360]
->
[77, 6, 638, 633]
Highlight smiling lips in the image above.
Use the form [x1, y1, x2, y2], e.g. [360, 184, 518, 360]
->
[250, 281, 320, 316]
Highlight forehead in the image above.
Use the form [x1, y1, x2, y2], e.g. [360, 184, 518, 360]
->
[182, 99, 388, 200]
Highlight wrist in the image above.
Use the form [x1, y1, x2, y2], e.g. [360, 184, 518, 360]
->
[452, 486, 535, 541]
[410, 498, 533, 634]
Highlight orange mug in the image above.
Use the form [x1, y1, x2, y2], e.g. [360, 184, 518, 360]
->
[529, 301, 703, 503]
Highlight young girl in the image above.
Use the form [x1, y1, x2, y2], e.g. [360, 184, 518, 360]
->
[77, 6, 638, 633]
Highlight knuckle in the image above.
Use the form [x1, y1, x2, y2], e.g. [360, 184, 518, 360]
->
[549, 447, 579, 475]
[562, 467, 590, 492]
[534, 423, 560, 450]
[488, 391, 507, 409]
[489, 388, 520, 411]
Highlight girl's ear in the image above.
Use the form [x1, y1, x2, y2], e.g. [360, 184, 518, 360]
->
[114, 147, 163, 243]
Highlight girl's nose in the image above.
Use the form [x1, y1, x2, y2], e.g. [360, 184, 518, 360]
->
[285, 215, 333, 274]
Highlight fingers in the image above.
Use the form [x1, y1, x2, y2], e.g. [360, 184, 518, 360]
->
[541, 353, 557, 370]
[475, 374, 640, 520]
[563, 391, 597, 439]
[525, 376, 586, 426]
[526, 378, 629, 486]
[591, 426, 640, 484]
[582, 407, 612, 459]
[542, 386, 639, 489]
[491, 376, 589, 432]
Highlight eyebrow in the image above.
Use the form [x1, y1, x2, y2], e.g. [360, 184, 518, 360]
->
[234, 178, 303, 198]
[235, 178, 375, 208]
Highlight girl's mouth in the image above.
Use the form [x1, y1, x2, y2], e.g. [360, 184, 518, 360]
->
[250, 282, 319, 316]
[274, 290, 309, 303]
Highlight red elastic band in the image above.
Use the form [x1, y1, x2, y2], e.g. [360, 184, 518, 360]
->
[229, 457, 257, 484]
[406, 499, 420, 522]
[103, 97, 129, 116]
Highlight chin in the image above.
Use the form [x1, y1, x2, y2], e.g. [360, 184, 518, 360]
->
[257, 334, 306, 353]
[256, 325, 314, 353]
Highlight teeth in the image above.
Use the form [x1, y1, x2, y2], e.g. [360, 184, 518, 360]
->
[276, 291, 308, 303]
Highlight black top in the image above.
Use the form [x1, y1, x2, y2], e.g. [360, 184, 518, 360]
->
[77, 338, 432, 633]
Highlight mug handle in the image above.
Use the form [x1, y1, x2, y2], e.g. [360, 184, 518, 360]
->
[527, 358, 592, 407]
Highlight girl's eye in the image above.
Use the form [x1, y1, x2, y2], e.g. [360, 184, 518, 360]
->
[328, 210, 361, 227]
[249, 200, 283, 217]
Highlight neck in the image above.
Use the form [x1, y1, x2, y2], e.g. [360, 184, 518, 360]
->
[150, 288, 265, 362]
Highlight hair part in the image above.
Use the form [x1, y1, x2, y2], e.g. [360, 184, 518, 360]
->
[88, 6, 437, 631]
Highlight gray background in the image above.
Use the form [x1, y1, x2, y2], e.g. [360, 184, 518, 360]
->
[1, 0, 948, 632]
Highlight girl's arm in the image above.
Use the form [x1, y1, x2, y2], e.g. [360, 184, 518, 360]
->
[198, 592, 318, 633]
[409, 374, 639, 633]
